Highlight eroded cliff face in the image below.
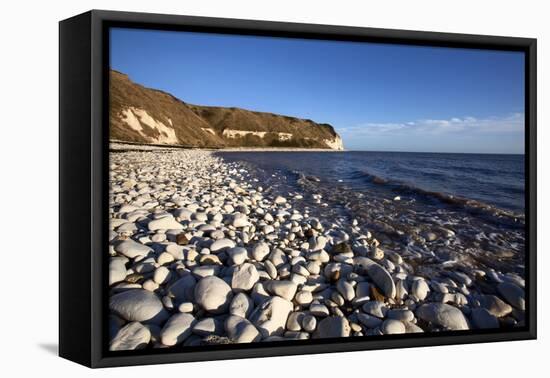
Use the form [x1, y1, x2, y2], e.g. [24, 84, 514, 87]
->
[110, 70, 344, 150]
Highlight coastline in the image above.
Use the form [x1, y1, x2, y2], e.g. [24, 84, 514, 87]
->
[110, 141, 343, 152]
[108, 148, 526, 351]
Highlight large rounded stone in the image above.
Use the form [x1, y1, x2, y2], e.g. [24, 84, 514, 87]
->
[229, 292, 254, 318]
[114, 239, 152, 259]
[497, 282, 525, 310]
[210, 238, 236, 253]
[477, 294, 513, 317]
[411, 279, 430, 301]
[225, 315, 261, 343]
[264, 280, 298, 301]
[109, 259, 127, 285]
[313, 316, 351, 338]
[250, 296, 293, 337]
[109, 289, 168, 324]
[366, 263, 396, 298]
[381, 319, 406, 334]
[109, 322, 151, 351]
[160, 313, 196, 346]
[251, 242, 270, 261]
[194, 276, 233, 314]
[471, 308, 499, 329]
[416, 303, 469, 330]
[231, 263, 260, 292]
[148, 216, 183, 231]
[167, 274, 196, 302]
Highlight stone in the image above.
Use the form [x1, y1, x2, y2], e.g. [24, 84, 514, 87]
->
[109, 259, 127, 285]
[286, 312, 305, 331]
[109, 289, 168, 324]
[314, 316, 351, 338]
[336, 279, 355, 301]
[309, 303, 330, 317]
[148, 216, 183, 231]
[477, 294, 513, 317]
[355, 282, 371, 298]
[251, 242, 270, 261]
[381, 319, 406, 334]
[357, 313, 383, 328]
[199, 254, 221, 265]
[411, 279, 430, 301]
[265, 280, 298, 301]
[497, 282, 525, 310]
[250, 296, 293, 337]
[362, 301, 387, 318]
[167, 274, 197, 302]
[231, 263, 260, 292]
[274, 196, 287, 205]
[295, 290, 313, 306]
[228, 247, 248, 265]
[210, 238, 236, 253]
[195, 276, 233, 314]
[160, 313, 196, 346]
[114, 239, 153, 259]
[232, 213, 250, 228]
[230, 292, 254, 318]
[193, 317, 221, 336]
[387, 309, 414, 322]
[471, 308, 500, 329]
[302, 314, 317, 332]
[153, 266, 171, 285]
[178, 302, 194, 313]
[403, 322, 424, 333]
[225, 315, 261, 343]
[109, 322, 151, 351]
[416, 303, 469, 330]
[366, 263, 396, 298]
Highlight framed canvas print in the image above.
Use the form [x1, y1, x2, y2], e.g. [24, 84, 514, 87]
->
[59, 10, 537, 368]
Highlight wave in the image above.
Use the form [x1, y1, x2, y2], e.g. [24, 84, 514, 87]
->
[343, 169, 524, 220]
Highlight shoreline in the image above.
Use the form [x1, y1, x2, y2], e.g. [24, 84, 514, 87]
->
[110, 141, 343, 152]
[108, 148, 526, 351]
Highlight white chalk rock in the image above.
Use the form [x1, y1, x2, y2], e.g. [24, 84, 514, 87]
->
[109, 289, 168, 324]
[109, 322, 151, 351]
[250, 296, 293, 337]
[231, 263, 260, 292]
[114, 239, 152, 259]
[416, 303, 469, 330]
[194, 276, 233, 314]
[160, 313, 196, 346]
[148, 216, 183, 231]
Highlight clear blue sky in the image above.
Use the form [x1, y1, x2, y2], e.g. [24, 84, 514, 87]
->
[110, 28, 525, 153]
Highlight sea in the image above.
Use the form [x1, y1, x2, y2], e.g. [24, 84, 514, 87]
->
[219, 151, 526, 274]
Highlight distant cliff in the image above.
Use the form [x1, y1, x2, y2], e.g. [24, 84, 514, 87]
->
[109, 70, 344, 150]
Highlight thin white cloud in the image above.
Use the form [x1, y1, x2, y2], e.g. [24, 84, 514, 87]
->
[339, 113, 524, 136]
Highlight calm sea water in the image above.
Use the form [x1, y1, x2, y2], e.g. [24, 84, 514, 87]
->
[219, 151, 525, 213]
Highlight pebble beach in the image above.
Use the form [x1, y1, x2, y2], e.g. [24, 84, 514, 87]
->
[108, 146, 526, 351]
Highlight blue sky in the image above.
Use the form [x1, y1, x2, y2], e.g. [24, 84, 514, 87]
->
[110, 28, 525, 153]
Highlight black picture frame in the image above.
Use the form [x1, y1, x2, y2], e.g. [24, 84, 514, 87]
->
[59, 9, 537, 368]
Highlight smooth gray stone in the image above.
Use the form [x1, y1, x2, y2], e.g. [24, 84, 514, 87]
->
[497, 282, 525, 310]
[225, 315, 261, 343]
[381, 319, 406, 334]
[194, 276, 233, 314]
[366, 262, 396, 298]
[250, 296, 293, 337]
[471, 308, 500, 329]
[109, 289, 168, 324]
[114, 239, 153, 258]
[160, 313, 196, 346]
[109, 322, 151, 351]
[313, 316, 351, 338]
[416, 303, 469, 330]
